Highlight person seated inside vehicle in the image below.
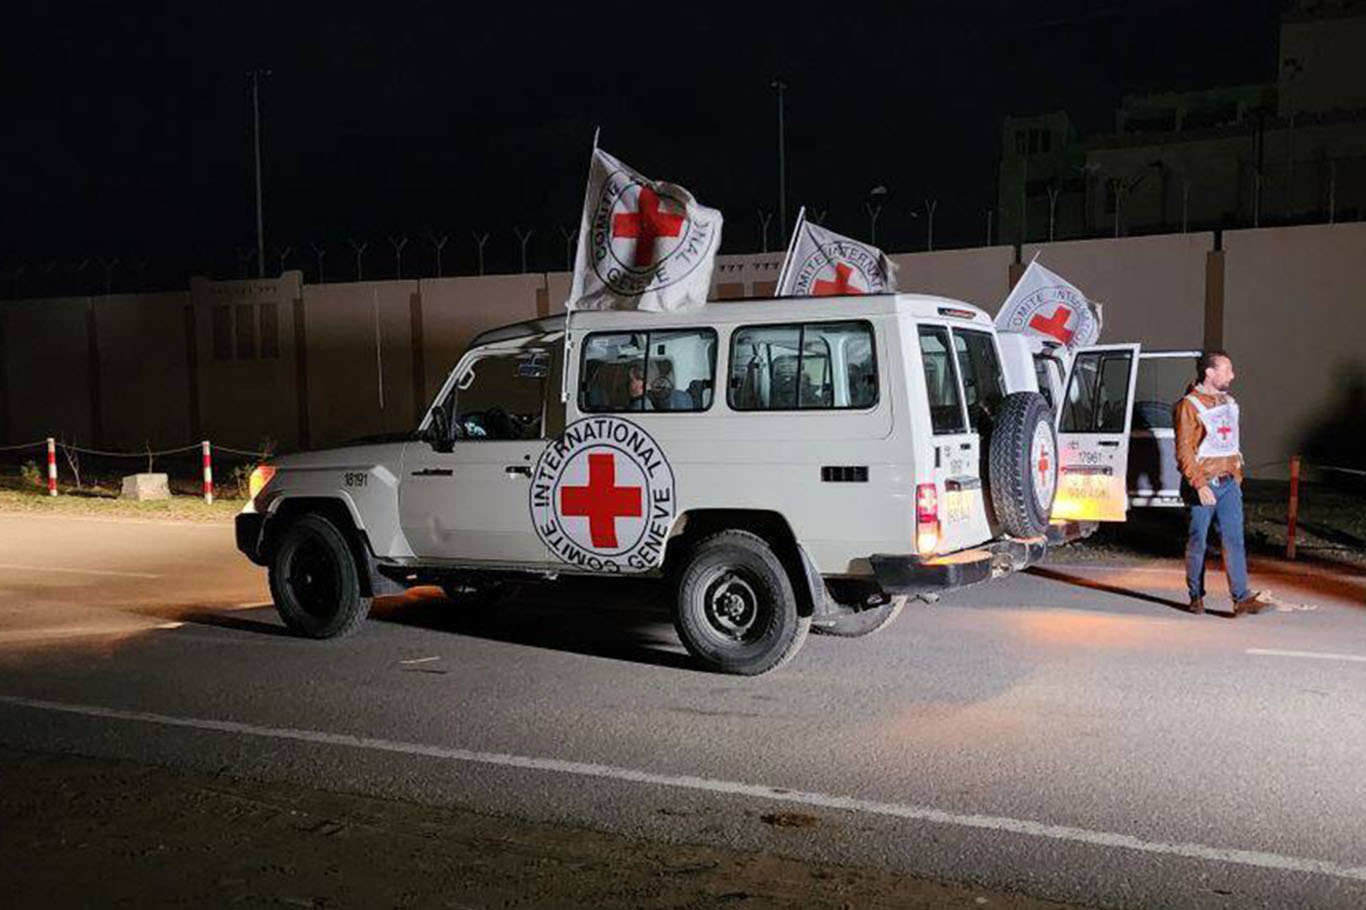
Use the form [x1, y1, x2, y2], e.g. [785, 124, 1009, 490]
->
[644, 358, 693, 411]
[627, 363, 656, 411]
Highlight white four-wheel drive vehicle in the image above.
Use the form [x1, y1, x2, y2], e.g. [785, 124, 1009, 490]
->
[238, 293, 1162, 675]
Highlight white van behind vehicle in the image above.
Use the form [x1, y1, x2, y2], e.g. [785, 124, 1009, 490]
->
[237, 293, 1150, 675]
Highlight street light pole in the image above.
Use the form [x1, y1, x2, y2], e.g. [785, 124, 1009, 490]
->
[771, 79, 788, 241]
[248, 69, 271, 279]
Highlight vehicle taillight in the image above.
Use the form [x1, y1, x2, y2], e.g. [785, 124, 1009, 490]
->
[916, 482, 940, 555]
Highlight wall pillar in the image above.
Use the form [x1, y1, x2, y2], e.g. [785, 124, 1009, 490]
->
[1204, 249, 1225, 350]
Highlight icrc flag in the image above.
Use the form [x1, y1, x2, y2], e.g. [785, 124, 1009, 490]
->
[774, 208, 897, 297]
[994, 257, 1103, 351]
[565, 148, 722, 312]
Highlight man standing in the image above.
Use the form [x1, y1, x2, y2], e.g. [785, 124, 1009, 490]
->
[1174, 351, 1268, 616]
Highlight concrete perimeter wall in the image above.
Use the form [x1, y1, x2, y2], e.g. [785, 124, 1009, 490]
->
[1024, 233, 1213, 351]
[1224, 222, 1366, 477]
[2, 225, 1363, 480]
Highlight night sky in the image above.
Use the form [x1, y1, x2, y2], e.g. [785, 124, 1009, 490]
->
[4, 1, 1287, 289]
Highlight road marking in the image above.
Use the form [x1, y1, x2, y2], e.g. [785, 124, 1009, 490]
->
[0, 563, 161, 579]
[1247, 648, 1366, 664]
[1, 695, 1364, 884]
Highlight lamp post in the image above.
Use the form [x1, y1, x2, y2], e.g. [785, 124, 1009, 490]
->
[924, 198, 938, 251]
[558, 226, 577, 272]
[349, 239, 368, 281]
[429, 233, 450, 277]
[513, 227, 534, 273]
[770, 79, 788, 240]
[388, 235, 408, 278]
[247, 69, 271, 279]
[311, 242, 326, 283]
[865, 185, 888, 246]
[758, 210, 772, 253]
[472, 231, 490, 276]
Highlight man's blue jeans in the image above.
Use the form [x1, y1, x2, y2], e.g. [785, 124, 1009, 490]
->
[1186, 477, 1250, 602]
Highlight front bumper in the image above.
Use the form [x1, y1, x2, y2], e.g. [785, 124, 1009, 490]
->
[235, 512, 267, 565]
[870, 536, 1048, 595]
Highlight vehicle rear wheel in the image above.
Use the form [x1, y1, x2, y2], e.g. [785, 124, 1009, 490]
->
[268, 513, 371, 639]
[673, 530, 809, 676]
[811, 595, 907, 638]
[989, 391, 1057, 539]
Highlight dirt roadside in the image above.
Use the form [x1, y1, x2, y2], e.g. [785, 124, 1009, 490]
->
[0, 747, 1087, 910]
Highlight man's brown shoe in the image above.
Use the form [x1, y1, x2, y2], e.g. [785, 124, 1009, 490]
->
[1189, 597, 1205, 615]
[1234, 591, 1270, 616]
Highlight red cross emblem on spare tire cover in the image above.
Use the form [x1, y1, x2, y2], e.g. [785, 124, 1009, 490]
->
[530, 416, 677, 573]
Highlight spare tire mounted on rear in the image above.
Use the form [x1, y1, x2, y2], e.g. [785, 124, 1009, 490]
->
[988, 391, 1058, 539]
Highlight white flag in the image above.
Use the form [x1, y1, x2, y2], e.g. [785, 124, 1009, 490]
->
[566, 148, 722, 312]
[994, 257, 1103, 351]
[774, 208, 897, 297]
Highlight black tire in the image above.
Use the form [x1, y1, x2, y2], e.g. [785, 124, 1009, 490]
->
[988, 391, 1058, 539]
[812, 595, 907, 638]
[268, 513, 371, 639]
[673, 530, 810, 676]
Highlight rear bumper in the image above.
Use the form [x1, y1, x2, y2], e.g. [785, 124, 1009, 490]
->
[870, 536, 1048, 595]
[235, 512, 267, 565]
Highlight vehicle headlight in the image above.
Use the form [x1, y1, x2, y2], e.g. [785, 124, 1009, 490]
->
[248, 464, 276, 502]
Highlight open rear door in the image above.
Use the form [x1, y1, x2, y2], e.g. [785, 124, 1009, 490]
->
[1128, 350, 1201, 506]
[1051, 343, 1140, 522]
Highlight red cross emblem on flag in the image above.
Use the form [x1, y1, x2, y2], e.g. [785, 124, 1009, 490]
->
[1216, 423, 1232, 441]
[1028, 306, 1075, 345]
[813, 262, 864, 296]
[559, 452, 643, 549]
[612, 186, 686, 268]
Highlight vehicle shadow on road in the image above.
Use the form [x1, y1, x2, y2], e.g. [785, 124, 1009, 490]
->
[173, 609, 297, 637]
[368, 580, 699, 671]
[1025, 566, 1213, 615]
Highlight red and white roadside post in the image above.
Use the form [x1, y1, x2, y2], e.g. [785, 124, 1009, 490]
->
[46, 437, 57, 496]
[201, 440, 214, 504]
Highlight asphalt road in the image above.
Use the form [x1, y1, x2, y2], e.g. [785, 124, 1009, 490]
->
[1, 512, 1364, 909]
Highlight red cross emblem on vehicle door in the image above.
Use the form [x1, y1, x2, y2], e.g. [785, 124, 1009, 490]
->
[813, 262, 864, 296]
[559, 452, 643, 548]
[1216, 423, 1232, 441]
[1028, 306, 1075, 344]
[612, 186, 686, 268]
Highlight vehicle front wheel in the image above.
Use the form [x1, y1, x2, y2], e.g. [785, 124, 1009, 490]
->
[268, 513, 371, 639]
[673, 530, 809, 676]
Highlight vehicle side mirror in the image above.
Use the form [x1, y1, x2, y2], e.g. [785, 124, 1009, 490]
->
[426, 408, 452, 453]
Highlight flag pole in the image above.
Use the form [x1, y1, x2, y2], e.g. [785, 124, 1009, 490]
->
[773, 205, 806, 297]
[562, 127, 600, 403]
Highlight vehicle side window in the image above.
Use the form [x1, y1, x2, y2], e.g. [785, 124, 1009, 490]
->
[728, 320, 877, 411]
[1095, 353, 1133, 432]
[1060, 350, 1133, 433]
[443, 350, 548, 441]
[918, 325, 967, 434]
[579, 328, 717, 413]
[952, 329, 1006, 431]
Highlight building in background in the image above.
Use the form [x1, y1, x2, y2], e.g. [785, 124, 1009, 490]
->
[999, 0, 1366, 242]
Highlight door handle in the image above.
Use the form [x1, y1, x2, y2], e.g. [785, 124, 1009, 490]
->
[411, 467, 453, 477]
[505, 465, 532, 478]
[1098, 440, 1121, 448]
